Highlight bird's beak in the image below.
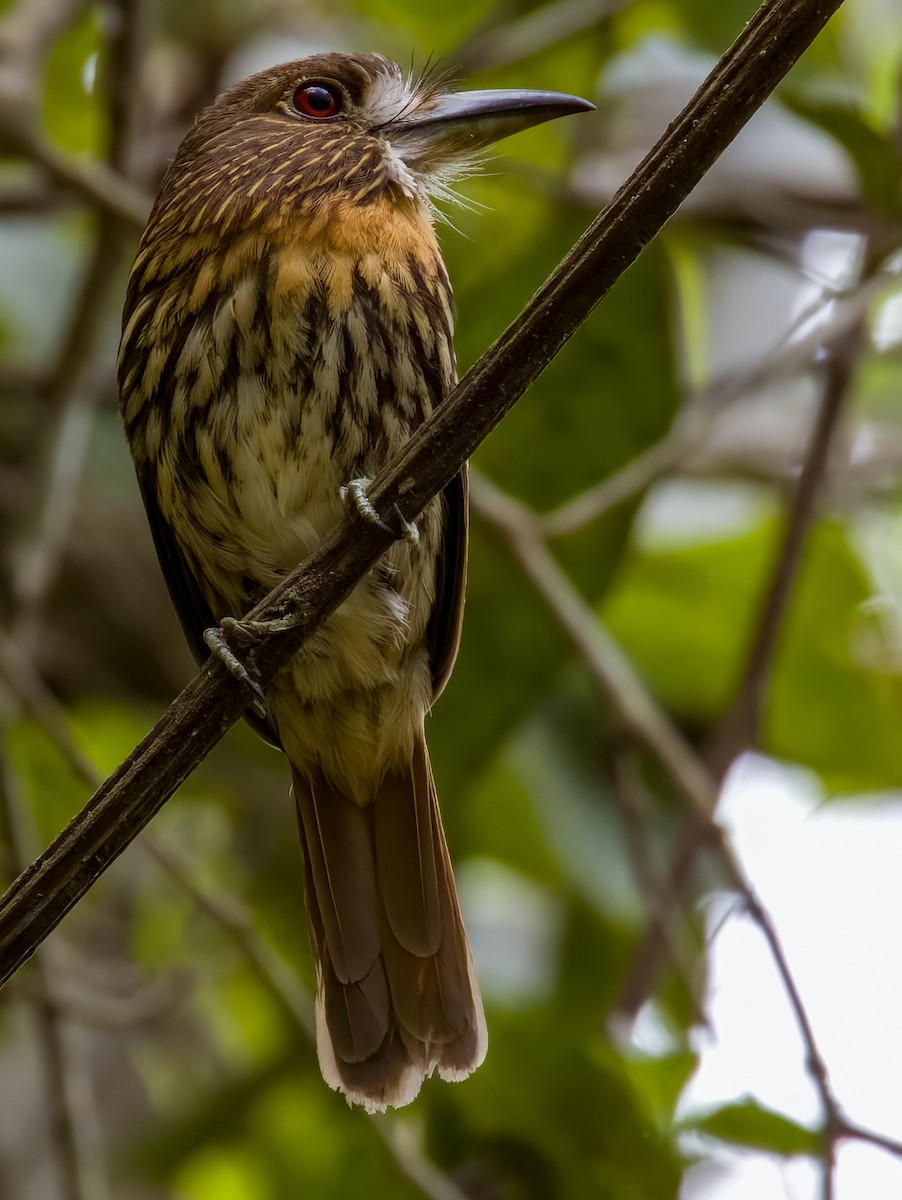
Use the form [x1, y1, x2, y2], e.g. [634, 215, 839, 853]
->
[385, 88, 594, 166]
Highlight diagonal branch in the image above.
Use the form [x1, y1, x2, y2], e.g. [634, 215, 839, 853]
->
[617, 305, 865, 1030]
[467, 471, 902, 1189]
[0, 0, 846, 986]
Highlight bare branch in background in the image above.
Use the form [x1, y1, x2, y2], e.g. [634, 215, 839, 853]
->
[0, 117, 150, 226]
[619, 281, 866, 1040]
[541, 263, 892, 539]
[0, 0, 84, 105]
[0, 753, 108, 1200]
[4, 0, 889, 1193]
[608, 745, 707, 1025]
[706, 313, 864, 774]
[468, 467, 902, 1190]
[0, 9, 158, 1199]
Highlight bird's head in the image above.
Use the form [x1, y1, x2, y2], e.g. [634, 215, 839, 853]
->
[153, 53, 593, 236]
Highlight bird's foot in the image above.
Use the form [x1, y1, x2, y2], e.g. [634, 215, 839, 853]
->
[204, 618, 267, 706]
[340, 477, 419, 547]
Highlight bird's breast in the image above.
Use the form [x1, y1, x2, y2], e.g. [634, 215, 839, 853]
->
[121, 217, 455, 619]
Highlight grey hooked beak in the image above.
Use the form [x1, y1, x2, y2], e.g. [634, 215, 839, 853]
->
[384, 88, 594, 161]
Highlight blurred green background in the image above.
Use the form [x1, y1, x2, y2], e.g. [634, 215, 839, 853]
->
[1, 0, 902, 1196]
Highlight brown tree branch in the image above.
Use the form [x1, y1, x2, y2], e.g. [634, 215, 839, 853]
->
[0, 0, 846, 987]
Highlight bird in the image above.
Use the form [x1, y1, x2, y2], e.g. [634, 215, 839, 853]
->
[118, 52, 592, 1111]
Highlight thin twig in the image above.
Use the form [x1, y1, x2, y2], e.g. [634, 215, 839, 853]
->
[0, 634, 98, 789]
[471, 471, 720, 812]
[141, 833, 316, 1038]
[9, 0, 152, 650]
[0, 13, 157, 1197]
[374, 1118, 472, 1200]
[0, 752, 107, 1200]
[0, 115, 150, 226]
[836, 1120, 902, 1160]
[541, 266, 889, 539]
[0, 0, 83, 57]
[145, 832, 472, 1200]
[466, 470, 866, 1188]
[619, 304, 865, 1051]
[705, 314, 864, 776]
[0, 630, 315, 1032]
[12, 971, 190, 1031]
[609, 746, 707, 1025]
[616, 829, 712, 1019]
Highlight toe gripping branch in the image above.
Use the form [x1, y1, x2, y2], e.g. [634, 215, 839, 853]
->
[340, 477, 420, 546]
[203, 618, 267, 714]
[205, 477, 418, 712]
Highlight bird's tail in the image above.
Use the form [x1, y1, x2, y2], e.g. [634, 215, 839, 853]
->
[292, 733, 487, 1111]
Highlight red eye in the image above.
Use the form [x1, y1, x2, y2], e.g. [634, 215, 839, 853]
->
[293, 83, 342, 119]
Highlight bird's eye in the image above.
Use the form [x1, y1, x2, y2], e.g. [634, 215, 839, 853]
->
[292, 83, 342, 119]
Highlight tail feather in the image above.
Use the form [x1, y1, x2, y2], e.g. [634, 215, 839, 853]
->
[292, 733, 486, 1111]
[295, 777, 380, 983]
[321, 955, 391, 1064]
[374, 743, 441, 956]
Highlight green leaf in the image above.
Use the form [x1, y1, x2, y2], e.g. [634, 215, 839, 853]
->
[623, 1050, 698, 1127]
[602, 510, 772, 722]
[603, 512, 902, 789]
[685, 1098, 821, 1157]
[41, 10, 107, 156]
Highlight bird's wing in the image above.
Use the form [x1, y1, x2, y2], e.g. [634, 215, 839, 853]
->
[138, 473, 217, 667]
[427, 464, 469, 700]
[137, 473, 281, 745]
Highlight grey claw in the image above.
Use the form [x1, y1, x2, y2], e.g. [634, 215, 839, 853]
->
[393, 503, 419, 546]
[340, 477, 419, 545]
[204, 623, 266, 703]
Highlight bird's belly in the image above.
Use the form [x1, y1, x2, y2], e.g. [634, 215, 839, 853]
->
[164, 390, 440, 712]
[207, 414, 442, 797]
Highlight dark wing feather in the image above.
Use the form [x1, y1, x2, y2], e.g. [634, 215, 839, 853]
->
[137, 473, 216, 667]
[427, 465, 468, 700]
[137, 473, 280, 746]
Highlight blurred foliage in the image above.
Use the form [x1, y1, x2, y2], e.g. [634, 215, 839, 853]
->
[682, 1098, 822, 1158]
[2, 0, 902, 1198]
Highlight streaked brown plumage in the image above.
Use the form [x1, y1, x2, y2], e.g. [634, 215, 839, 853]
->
[118, 53, 591, 1110]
